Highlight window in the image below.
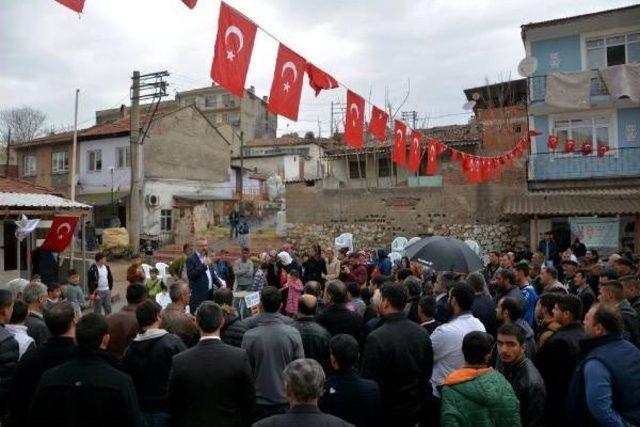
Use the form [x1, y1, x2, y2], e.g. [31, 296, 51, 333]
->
[204, 95, 217, 108]
[586, 32, 640, 69]
[349, 160, 366, 179]
[23, 155, 36, 177]
[552, 115, 611, 153]
[51, 151, 68, 173]
[222, 94, 236, 107]
[116, 146, 130, 169]
[378, 157, 396, 178]
[87, 149, 102, 172]
[160, 209, 172, 231]
[226, 112, 240, 126]
[513, 124, 522, 134]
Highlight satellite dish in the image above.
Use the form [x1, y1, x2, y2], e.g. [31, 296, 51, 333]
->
[518, 56, 538, 77]
[462, 100, 476, 111]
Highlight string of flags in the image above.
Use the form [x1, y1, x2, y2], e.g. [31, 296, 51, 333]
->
[54, 0, 605, 185]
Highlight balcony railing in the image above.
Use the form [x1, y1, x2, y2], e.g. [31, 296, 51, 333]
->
[528, 69, 609, 103]
[527, 146, 640, 181]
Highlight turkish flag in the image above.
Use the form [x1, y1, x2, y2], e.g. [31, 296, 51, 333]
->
[40, 216, 79, 252]
[211, 2, 258, 98]
[393, 121, 407, 165]
[368, 106, 388, 143]
[407, 131, 422, 172]
[181, 0, 197, 8]
[480, 158, 492, 182]
[268, 44, 306, 121]
[425, 138, 439, 175]
[55, 0, 85, 13]
[306, 63, 338, 97]
[493, 158, 503, 180]
[344, 90, 365, 148]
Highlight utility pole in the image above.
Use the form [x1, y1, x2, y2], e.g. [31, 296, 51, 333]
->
[129, 70, 169, 253]
[70, 89, 79, 201]
[330, 102, 333, 138]
[5, 128, 10, 174]
[401, 110, 418, 129]
[239, 131, 244, 217]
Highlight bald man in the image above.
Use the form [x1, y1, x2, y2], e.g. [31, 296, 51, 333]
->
[293, 295, 331, 371]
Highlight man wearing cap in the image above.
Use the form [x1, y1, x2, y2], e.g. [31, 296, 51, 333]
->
[561, 259, 578, 294]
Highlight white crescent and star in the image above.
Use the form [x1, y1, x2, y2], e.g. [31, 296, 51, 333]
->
[281, 61, 298, 93]
[55, 223, 71, 240]
[395, 129, 404, 141]
[224, 25, 244, 61]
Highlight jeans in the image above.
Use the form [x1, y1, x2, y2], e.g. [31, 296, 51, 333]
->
[229, 224, 238, 238]
[141, 412, 169, 427]
[93, 289, 112, 315]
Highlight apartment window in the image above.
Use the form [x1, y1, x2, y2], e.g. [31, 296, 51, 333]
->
[87, 149, 102, 172]
[222, 94, 236, 107]
[51, 151, 68, 173]
[552, 114, 611, 153]
[204, 95, 217, 108]
[116, 146, 130, 169]
[349, 160, 366, 179]
[513, 124, 522, 134]
[23, 155, 36, 177]
[160, 209, 172, 231]
[226, 112, 240, 126]
[586, 32, 640, 69]
[378, 157, 396, 178]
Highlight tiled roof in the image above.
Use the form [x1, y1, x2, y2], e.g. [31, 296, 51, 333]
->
[0, 177, 61, 195]
[503, 189, 640, 216]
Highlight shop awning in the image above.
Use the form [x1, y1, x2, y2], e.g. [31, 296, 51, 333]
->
[77, 191, 129, 207]
[503, 189, 640, 217]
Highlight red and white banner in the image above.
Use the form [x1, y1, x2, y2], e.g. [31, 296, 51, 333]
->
[39, 216, 79, 253]
[268, 43, 306, 121]
[306, 63, 338, 97]
[344, 91, 365, 148]
[407, 131, 422, 172]
[55, 0, 85, 13]
[393, 121, 407, 165]
[425, 138, 438, 176]
[211, 2, 258, 97]
[368, 106, 388, 143]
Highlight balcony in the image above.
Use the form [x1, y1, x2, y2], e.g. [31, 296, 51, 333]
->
[527, 146, 640, 186]
[528, 69, 609, 104]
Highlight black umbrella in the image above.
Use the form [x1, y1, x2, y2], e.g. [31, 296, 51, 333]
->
[404, 236, 483, 274]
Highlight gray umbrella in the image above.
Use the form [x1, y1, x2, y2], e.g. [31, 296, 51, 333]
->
[404, 236, 484, 273]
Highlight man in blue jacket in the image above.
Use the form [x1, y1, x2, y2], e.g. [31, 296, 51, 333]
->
[185, 239, 221, 314]
[568, 303, 640, 426]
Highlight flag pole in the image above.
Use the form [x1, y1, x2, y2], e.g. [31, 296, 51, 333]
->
[70, 89, 79, 264]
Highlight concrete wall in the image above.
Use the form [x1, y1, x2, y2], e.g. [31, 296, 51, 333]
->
[144, 107, 230, 182]
[79, 136, 130, 194]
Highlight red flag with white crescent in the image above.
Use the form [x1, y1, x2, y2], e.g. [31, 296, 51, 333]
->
[181, 0, 197, 8]
[55, 0, 85, 13]
[268, 44, 307, 121]
[393, 121, 407, 165]
[306, 63, 338, 97]
[368, 106, 388, 143]
[425, 138, 439, 176]
[211, 2, 258, 97]
[344, 90, 365, 148]
[407, 131, 422, 172]
[40, 216, 79, 252]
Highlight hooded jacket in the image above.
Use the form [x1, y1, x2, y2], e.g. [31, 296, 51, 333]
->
[440, 368, 521, 427]
[121, 329, 186, 413]
[375, 249, 392, 277]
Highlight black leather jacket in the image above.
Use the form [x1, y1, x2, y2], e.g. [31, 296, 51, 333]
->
[499, 357, 546, 427]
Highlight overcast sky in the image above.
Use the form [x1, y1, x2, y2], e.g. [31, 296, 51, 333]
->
[1, 0, 636, 137]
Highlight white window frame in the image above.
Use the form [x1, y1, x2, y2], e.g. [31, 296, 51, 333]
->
[87, 149, 102, 172]
[160, 209, 172, 232]
[204, 95, 217, 108]
[547, 109, 618, 158]
[51, 151, 69, 174]
[23, 155, 36, 177]
[115, 146, 130, 169]
[581, 25, 640, 70]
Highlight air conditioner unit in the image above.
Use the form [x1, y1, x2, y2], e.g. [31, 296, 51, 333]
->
[146, 194, 160, 207]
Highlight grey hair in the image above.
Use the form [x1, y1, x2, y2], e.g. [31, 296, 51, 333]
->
[169, 281, 188, 302]
[467, 272, 487, 294]
[22, 282, 47, 304]
[2, 279, 29, 300]
[283, 359, 325, 402]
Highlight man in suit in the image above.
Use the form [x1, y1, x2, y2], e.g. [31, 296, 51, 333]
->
[168, 301, 255, 427]
[254, 358, 352, 427]
[185, 239, 221, 314]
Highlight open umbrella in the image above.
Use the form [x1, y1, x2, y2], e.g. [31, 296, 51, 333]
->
[404, 236, 483, 273]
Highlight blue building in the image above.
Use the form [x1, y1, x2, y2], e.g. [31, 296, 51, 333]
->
[505, 5, 640, 255]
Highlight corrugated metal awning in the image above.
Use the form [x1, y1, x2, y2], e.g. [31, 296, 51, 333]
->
[77, 191, 129, 207]
[0, 192, 91, 210]
[503, 189, 640, 216]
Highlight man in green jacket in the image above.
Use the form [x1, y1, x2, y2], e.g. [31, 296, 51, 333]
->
[441, 331, 521, 427]
[167, 243, 193, 281]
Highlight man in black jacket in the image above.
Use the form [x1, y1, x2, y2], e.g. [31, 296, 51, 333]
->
[534, 294, 586, 427]
[29, 313, 142, 427]
[212, 288, 249, 347]
[319, 334, 380, 427]
[255, 358, 351, 427]
[23, 282, 50, 346]
[293, 295, 331, 372]
[87, 252, 114, 316]
[0, 289, 18, 420]
[9, 302, 77, 427]
[467, 272, 498, 336]
[497, 323, 545, 427]
[122, 299, 186, 425]
[361, 283, 433, 427]
[168, 301, 255, 426]
[316, 280, 363, 344]
[598, 280, 640, 347]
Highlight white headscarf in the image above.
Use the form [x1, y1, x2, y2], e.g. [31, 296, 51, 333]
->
[278, 251, 293, 266]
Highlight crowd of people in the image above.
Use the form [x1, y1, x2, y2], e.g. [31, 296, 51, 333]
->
[0, 233, 639, 427]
